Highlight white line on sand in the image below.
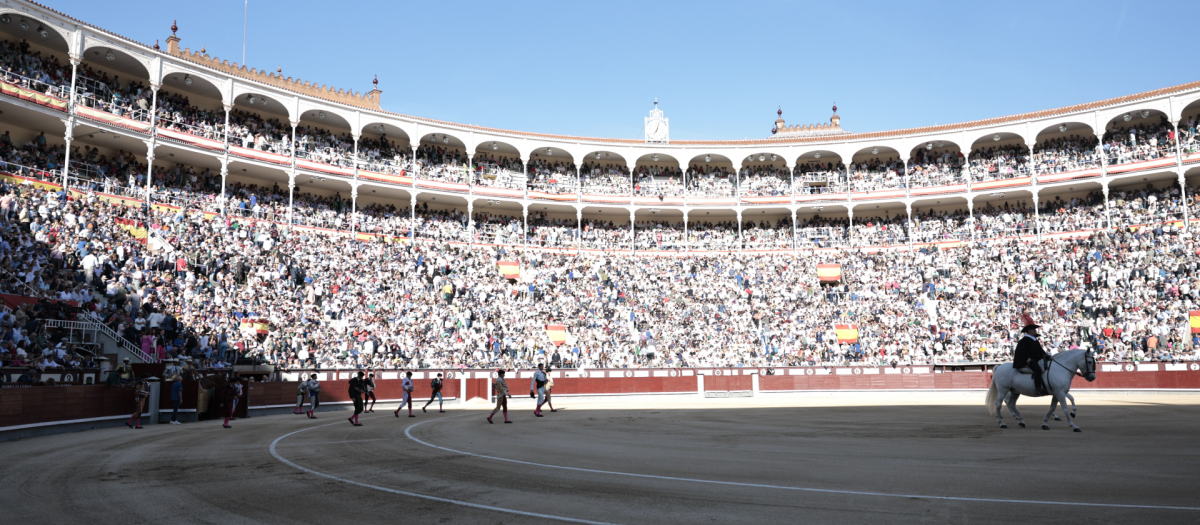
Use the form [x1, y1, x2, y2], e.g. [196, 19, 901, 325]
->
[403, 416, 1200, 512]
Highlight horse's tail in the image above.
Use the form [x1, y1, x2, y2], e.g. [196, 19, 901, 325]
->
[985, 375, 999, 417]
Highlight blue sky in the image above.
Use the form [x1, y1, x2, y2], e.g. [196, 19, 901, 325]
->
[53, 0, 1197, 140]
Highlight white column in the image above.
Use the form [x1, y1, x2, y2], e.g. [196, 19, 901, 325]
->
[66, 56, 79, 106]
[219, 158, 229, 216]
[60, 122, 73, 189]
[847, 207, 854, 247]
[523, 204, 529, 251]
[963, 152, 971, 191]
[220, 104, 231, 215]
[683, 210, 690, 253]
[905, 201, 913, 250]
[287, 174, 296, 229]
[736, 208, 743, 253]
[352, 133, 360, 194]
[143, 141, 155, 218]
[1101, 181, 1111, 230]
[143, 84, 160, 200]
[410, 192, 417, 242]
[967, 197, 976, 241]
[790, 208, 797, 255]
[350, 187, 359, 236]
[467, 200, 475, 246]
[60, 57, 80, 190]
[576, 207, 583, 251]
[629, 209, 635, 252]
[1026, 141, 1038, 185]
[1032, 190, 1041, 240]
[1179, 169, 1190, 231]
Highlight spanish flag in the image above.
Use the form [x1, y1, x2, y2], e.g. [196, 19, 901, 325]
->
[498, 260, 520, 280]
[240, 317, 270, 334]
[545, 324, 567, 346]
[114, 217, 148, 242]
[817, 264, 842, 282]
[835, 324, 859, 343]
[1191, 311, 1200, 334]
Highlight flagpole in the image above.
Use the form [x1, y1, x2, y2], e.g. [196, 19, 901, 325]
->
[242, 0, 249, 65]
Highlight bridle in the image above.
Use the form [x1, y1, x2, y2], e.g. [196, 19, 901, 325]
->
[1051, 350, 1095, 379]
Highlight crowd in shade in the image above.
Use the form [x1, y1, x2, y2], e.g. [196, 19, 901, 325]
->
[738, 165, 792, 196]
[906, 148, 964, 188]
[685, 166, 736, 197]
[1032, 135, 1101, 173]
[634, 165, 684, 197]
[969, 144, 1030, 182]
[3, 35, 1200, 200]
[849, 156, 904, 191]
[580, 162, 631, 195]
[525, 157, 578, 193]
[794, 161, 847, 194]
[3, 174, 1200, 375]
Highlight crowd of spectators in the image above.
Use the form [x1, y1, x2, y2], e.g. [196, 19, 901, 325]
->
[794, 162, 847, 194]
[1103, 121, 1176, 165]
[1032, 135, 1100, 173]
[686, 166, 735, 197]
[906, 149, 964, 188]
[633, 165, 684, 197]
[3, 171, 1200, 374]
[738, 166, 791, 197]
[849, 157, 904, 191]
[580, 162, 631, 195]
[970, 144, 1030, 182]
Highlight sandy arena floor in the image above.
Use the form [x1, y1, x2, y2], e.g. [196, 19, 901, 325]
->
[2, 391, 1198, 524]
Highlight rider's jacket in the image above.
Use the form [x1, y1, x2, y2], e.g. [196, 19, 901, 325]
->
[1013, 334, 1048, 369]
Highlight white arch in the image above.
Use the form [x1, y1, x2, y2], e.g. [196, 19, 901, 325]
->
[297, 100, 354, 131]
[159, 63, 229, 105]
[964, 124, 1030, 150]
[230, 83, 295, 121]
[0, 9, 74, 54]
[1099, 104, 1171, 132]
[80, 38, 153, 80]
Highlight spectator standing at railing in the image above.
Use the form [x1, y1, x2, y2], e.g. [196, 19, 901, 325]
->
[168, 376, 183, 425]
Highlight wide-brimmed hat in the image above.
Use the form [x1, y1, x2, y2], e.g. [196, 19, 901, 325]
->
[1019, 313, 1041, 332]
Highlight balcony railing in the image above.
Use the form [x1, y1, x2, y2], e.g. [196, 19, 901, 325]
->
[1, 68, 70, 100]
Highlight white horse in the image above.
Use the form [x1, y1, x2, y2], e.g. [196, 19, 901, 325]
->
[986, 349, 1096, 432]
[1003, 391, 1076, 427]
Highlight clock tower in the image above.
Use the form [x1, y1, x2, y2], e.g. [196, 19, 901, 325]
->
[644, 98, 669, 144]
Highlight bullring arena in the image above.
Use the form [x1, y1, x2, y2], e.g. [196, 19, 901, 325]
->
[2, 0, 1200, 523]
[5, 369, 1200, 523]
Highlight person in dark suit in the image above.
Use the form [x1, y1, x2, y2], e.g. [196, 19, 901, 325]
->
[1013, 314, 1049, 395]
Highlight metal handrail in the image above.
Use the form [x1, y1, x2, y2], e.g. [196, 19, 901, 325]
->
[52, 314, 157, 363]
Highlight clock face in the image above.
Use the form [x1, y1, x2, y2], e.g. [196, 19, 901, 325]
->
[646, 120, 667, 141]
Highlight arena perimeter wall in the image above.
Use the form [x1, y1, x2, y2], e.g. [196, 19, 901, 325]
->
[3, 364, 1197, 439]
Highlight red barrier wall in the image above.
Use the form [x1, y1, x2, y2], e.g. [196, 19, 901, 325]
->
[248, 378, 461, 408]
[761, 372, 990, 391]
[705, 375, 752, 392]
[549, 376, 698, 395]
[0, 385, 140, 427]
[5, 365, 1198, 431]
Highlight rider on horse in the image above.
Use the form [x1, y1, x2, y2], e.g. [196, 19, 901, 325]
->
[1013, 313, 1049, 396]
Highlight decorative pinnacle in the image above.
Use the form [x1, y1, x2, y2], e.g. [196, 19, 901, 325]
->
[171, 20, 177, 36]
[373, 74, 378, 87]
[832, 103, 837, 114]
[153, 40, 159, 50]
[777, 106, 782, 117]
